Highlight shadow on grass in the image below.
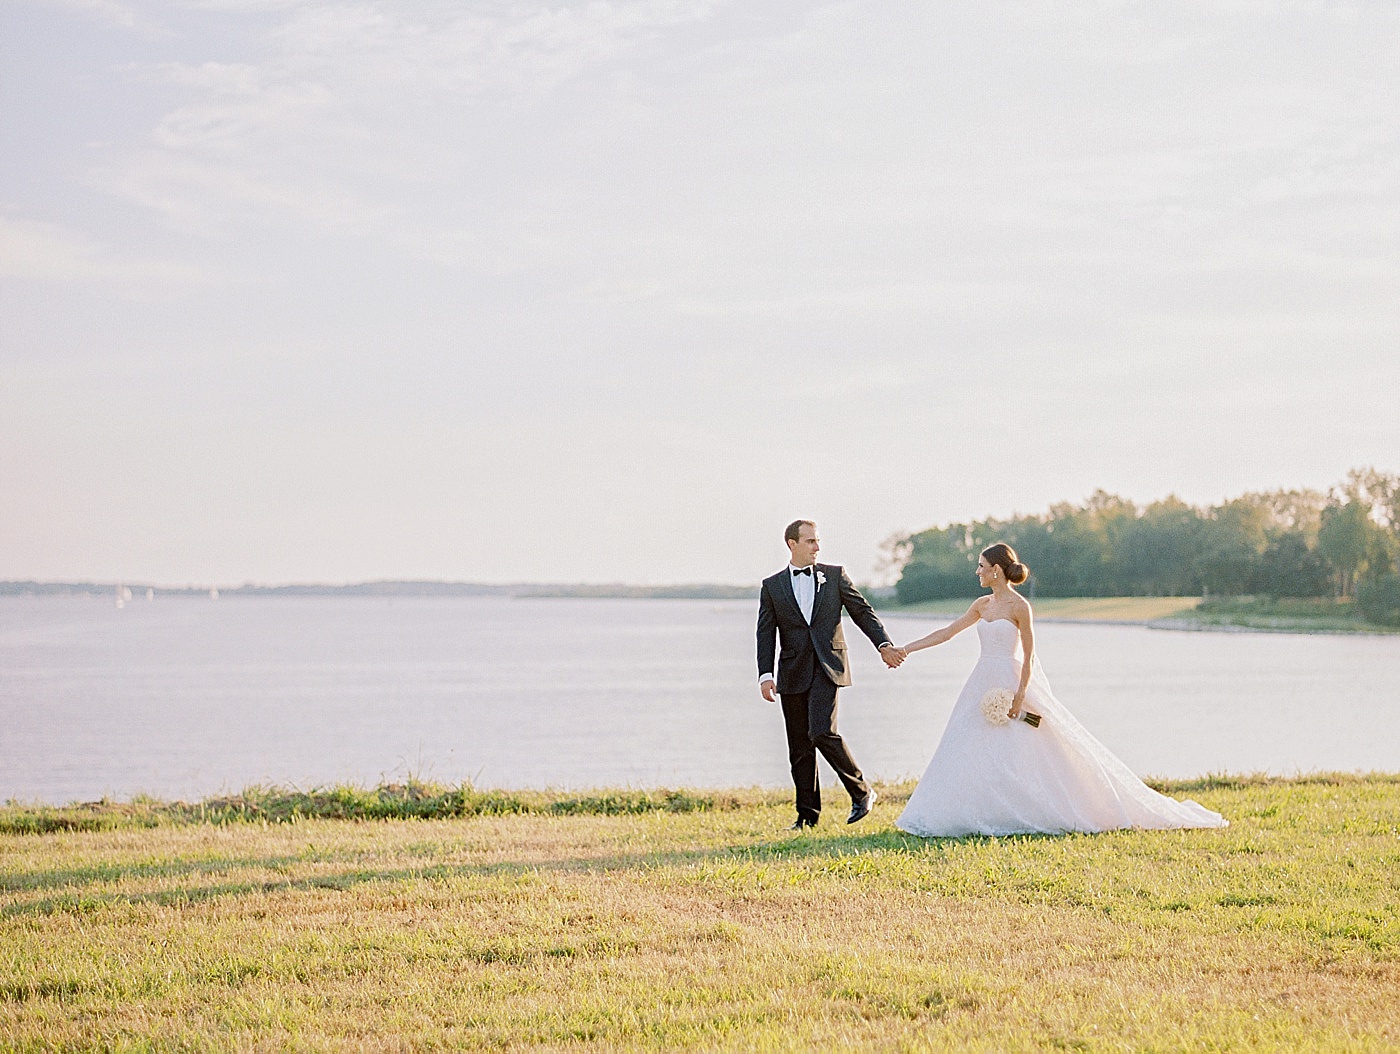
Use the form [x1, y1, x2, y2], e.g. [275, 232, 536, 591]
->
[1, 824, 1086, 918]
[0, 853, 340, 894]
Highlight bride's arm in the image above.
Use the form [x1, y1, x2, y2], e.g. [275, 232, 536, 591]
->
[1010, 605, 1035, 718]
[902, 601, 982, 654]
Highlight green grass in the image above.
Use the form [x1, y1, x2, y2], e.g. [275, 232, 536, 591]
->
[3, 775, 1399, 1051]
[1169, 596, 1399, 635]
[881, 596, 1202, 623]
[881, 595, 1400, 634]
[0, 784, 724, 836]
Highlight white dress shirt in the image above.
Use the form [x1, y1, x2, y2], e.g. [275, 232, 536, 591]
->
[789, 563, 816, 623]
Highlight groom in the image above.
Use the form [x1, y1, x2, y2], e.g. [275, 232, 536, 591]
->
[757, 520, 905, 830]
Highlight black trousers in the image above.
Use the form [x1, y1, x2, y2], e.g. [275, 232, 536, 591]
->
[780, 671, 870, 823]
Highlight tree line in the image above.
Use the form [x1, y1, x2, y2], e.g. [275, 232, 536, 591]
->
[888, 468, 1400, 626]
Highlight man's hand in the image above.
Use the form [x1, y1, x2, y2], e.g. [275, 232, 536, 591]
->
[880, 644, 907, 669]
[760, 679, 778, 703]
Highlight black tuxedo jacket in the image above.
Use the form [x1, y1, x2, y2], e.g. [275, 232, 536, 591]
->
[756, 564, 893, 693]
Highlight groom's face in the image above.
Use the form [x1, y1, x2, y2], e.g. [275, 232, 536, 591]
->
[788, 524, 820, 568]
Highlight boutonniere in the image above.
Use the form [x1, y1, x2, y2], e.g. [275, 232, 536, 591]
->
[816, 570, 827, 588]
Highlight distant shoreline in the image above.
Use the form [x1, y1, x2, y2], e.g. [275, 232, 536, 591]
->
[878, 595, 1400, 636]
[0, 580, 758, 601]
[6, 582, 1396, 634]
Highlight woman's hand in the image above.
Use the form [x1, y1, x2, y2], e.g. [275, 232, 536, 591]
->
[1008, 692, 1025, 720]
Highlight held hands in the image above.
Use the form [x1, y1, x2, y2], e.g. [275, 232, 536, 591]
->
[763, 643, 909, 697]
[880, 644, 908, 669]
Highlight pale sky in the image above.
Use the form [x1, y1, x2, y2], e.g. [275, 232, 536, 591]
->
[2, 0, 1397, 586]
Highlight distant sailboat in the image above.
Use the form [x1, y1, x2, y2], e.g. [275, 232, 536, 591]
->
[115, 583, 124, 609]
[210, 588, 219, 600]
[146, 588, 155, 601]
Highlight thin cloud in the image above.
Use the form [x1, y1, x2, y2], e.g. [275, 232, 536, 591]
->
[104, 152, 396, 235]
[0, 215, 206, 286]
[103, 1, 726, 249]
[4, 0, 1398, 582]
[31, 0, 140, 28]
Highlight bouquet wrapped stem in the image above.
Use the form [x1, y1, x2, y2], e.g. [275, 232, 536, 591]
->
[981, 689, 1041, 728]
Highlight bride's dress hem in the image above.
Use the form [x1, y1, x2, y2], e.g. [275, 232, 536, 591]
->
[896, 809, 1227, 840]
[894, 619, 1228, 839]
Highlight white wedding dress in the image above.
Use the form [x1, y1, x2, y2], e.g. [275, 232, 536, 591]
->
[896, 619, 1227, 837]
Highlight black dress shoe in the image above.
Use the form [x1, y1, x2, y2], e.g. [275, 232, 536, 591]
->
[786, 817, 817, 831]
[847, 789, 878, 825]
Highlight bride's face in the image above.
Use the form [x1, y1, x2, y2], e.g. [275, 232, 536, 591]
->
[976, 556, 996, 588]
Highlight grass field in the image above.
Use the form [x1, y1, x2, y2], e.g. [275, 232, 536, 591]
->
[1171, 597, 1397, 635]
[879, 595, 1400, 634]
[880, 596, 1201, 623]
[3, 775, 1399, 1051]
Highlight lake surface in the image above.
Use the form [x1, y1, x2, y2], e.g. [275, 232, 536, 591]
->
[2, 596, 1397, 804]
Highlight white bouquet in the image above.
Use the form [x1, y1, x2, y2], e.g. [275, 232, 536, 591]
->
[980, 689, 1042, 728]
[980, 689, 1014, 725]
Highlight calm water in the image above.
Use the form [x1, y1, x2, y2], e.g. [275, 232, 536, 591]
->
[2, 596, 1397, 804]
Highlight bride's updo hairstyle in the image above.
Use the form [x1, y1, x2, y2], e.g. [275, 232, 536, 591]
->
[981, 542, 1030, 585]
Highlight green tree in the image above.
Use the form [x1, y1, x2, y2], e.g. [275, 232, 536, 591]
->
[1317, 500, 1385, 597]
[1252, 488, 1327, 543]
[1343, 467, 1399, 531]
[1342, 468, 1400, 585]
[890, 469, 1393, 602]
[1028, 499, 1114, 596]
[1357, 574, 1400, 627]
[895, 525, 980, 602]
[1118, 497, 1202, 596]
[1258, 531, 1333, 598]
[1196, 497, 1271, 596]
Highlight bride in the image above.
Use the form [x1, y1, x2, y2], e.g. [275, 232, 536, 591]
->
[894, 543, 1227, 837]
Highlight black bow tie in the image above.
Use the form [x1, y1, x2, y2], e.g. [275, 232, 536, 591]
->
[792, 567, 812, 576]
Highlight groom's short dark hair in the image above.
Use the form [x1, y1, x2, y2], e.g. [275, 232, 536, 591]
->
[784, 520, 815, 544]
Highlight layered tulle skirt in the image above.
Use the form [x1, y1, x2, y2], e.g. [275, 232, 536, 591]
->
[896, 633, 1226, 838]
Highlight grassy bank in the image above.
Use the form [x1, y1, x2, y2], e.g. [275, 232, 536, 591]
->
[880, 595, 1400, 634]
[0, 784, 724, 837]
[3, 775, 1398, 1051]
[879, 596, 1201, 623]
[1166, 596, 1397, 635]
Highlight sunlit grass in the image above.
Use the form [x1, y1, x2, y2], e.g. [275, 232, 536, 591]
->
[1181, 596, 1398, 635]
[882, 596, 1202, 622]
[882, 594, 1400, 634]
[0, 784, 728, 836]
[3, 775, 1398, 1050]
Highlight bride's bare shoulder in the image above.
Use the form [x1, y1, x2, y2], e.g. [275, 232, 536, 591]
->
[1011, 592, 1034, 619]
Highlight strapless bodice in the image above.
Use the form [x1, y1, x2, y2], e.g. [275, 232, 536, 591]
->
[976, 618, 1020, 659]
